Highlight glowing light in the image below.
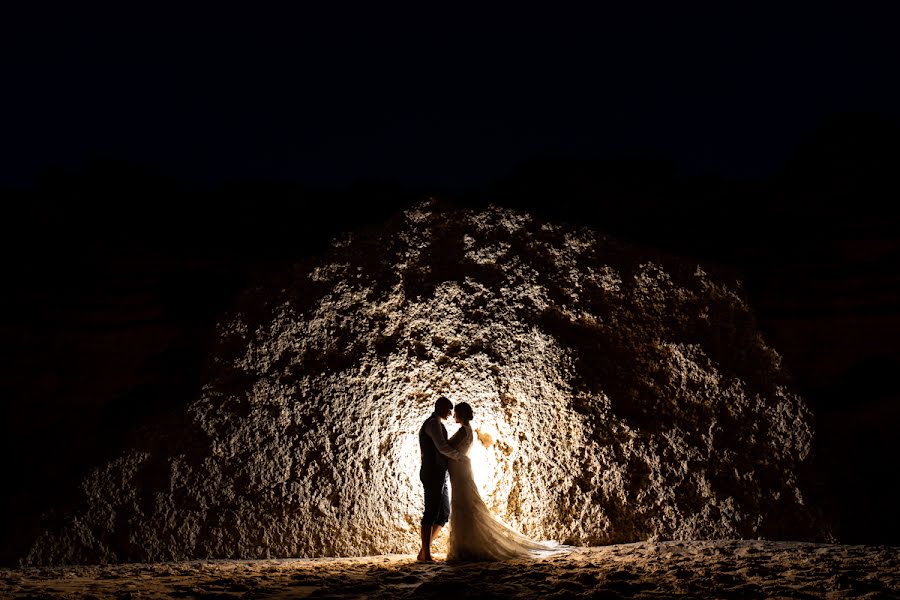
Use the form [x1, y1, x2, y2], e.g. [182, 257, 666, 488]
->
[468, 420, 502, 498]
[397, 420, 506, 488]
[395, 408, 514, 540]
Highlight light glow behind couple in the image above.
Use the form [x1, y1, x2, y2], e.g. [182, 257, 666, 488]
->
[417, 395, 562, 562]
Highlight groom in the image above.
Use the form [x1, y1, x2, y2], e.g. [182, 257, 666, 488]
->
[417, 395, 465, 562]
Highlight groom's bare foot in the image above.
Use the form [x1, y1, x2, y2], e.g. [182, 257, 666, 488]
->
[416, 550, 434, 562]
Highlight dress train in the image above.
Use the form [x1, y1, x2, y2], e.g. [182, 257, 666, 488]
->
[446, 424, 566, 561]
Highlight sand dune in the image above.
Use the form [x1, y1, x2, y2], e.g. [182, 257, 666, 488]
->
[3, 540, 898, 599]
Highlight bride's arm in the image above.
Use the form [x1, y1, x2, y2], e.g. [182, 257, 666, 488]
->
[448, 428, 465, 449]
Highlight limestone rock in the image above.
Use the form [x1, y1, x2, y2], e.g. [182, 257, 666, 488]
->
[24, 200, 827, 565]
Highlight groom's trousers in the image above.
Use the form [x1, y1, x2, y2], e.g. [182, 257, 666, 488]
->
[420, 469, 450, 527]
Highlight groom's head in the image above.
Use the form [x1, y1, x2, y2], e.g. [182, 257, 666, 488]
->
[434, 396, 453, 419]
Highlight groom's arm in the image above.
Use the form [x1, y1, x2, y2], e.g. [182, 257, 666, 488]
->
[425, 420, 465, 461]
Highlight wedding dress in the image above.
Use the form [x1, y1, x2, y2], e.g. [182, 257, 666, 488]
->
[446, 424, 558, 561]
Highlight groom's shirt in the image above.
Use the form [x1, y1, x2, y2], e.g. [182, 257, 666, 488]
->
[423, 413, 464, 462]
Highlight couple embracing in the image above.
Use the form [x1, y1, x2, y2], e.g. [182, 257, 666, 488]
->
[417, 395, 554, 562]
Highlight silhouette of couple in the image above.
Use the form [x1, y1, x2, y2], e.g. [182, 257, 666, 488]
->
[417, 395, 553, 562]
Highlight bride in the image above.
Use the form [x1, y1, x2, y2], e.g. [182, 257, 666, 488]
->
[445, 402, 558, 561]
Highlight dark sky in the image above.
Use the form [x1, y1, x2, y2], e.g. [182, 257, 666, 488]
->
[3, 4, 899, 189]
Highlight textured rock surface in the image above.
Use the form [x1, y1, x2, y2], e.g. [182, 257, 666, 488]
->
[24, 200, 827, 565]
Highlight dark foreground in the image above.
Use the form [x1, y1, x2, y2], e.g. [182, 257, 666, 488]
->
[2, 540, 898, 599]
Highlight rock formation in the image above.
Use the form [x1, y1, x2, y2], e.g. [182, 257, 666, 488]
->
[24, 200, 827, 565]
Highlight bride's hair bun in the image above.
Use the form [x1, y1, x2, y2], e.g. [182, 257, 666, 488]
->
[455, 402, 474, 423]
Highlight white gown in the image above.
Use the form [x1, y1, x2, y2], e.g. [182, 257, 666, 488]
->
[446, 424, 557, 561]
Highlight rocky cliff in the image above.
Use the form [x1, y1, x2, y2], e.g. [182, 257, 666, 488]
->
[24, 200, 827, 565]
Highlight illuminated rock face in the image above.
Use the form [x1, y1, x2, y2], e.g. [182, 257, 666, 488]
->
[25, 201, 826, 565]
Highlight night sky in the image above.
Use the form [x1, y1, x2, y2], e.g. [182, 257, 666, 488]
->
[3, 2, 900, 559]
[3, 4, 899, 189]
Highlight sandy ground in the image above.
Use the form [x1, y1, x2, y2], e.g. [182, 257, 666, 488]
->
[1, 540, 898, 599]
